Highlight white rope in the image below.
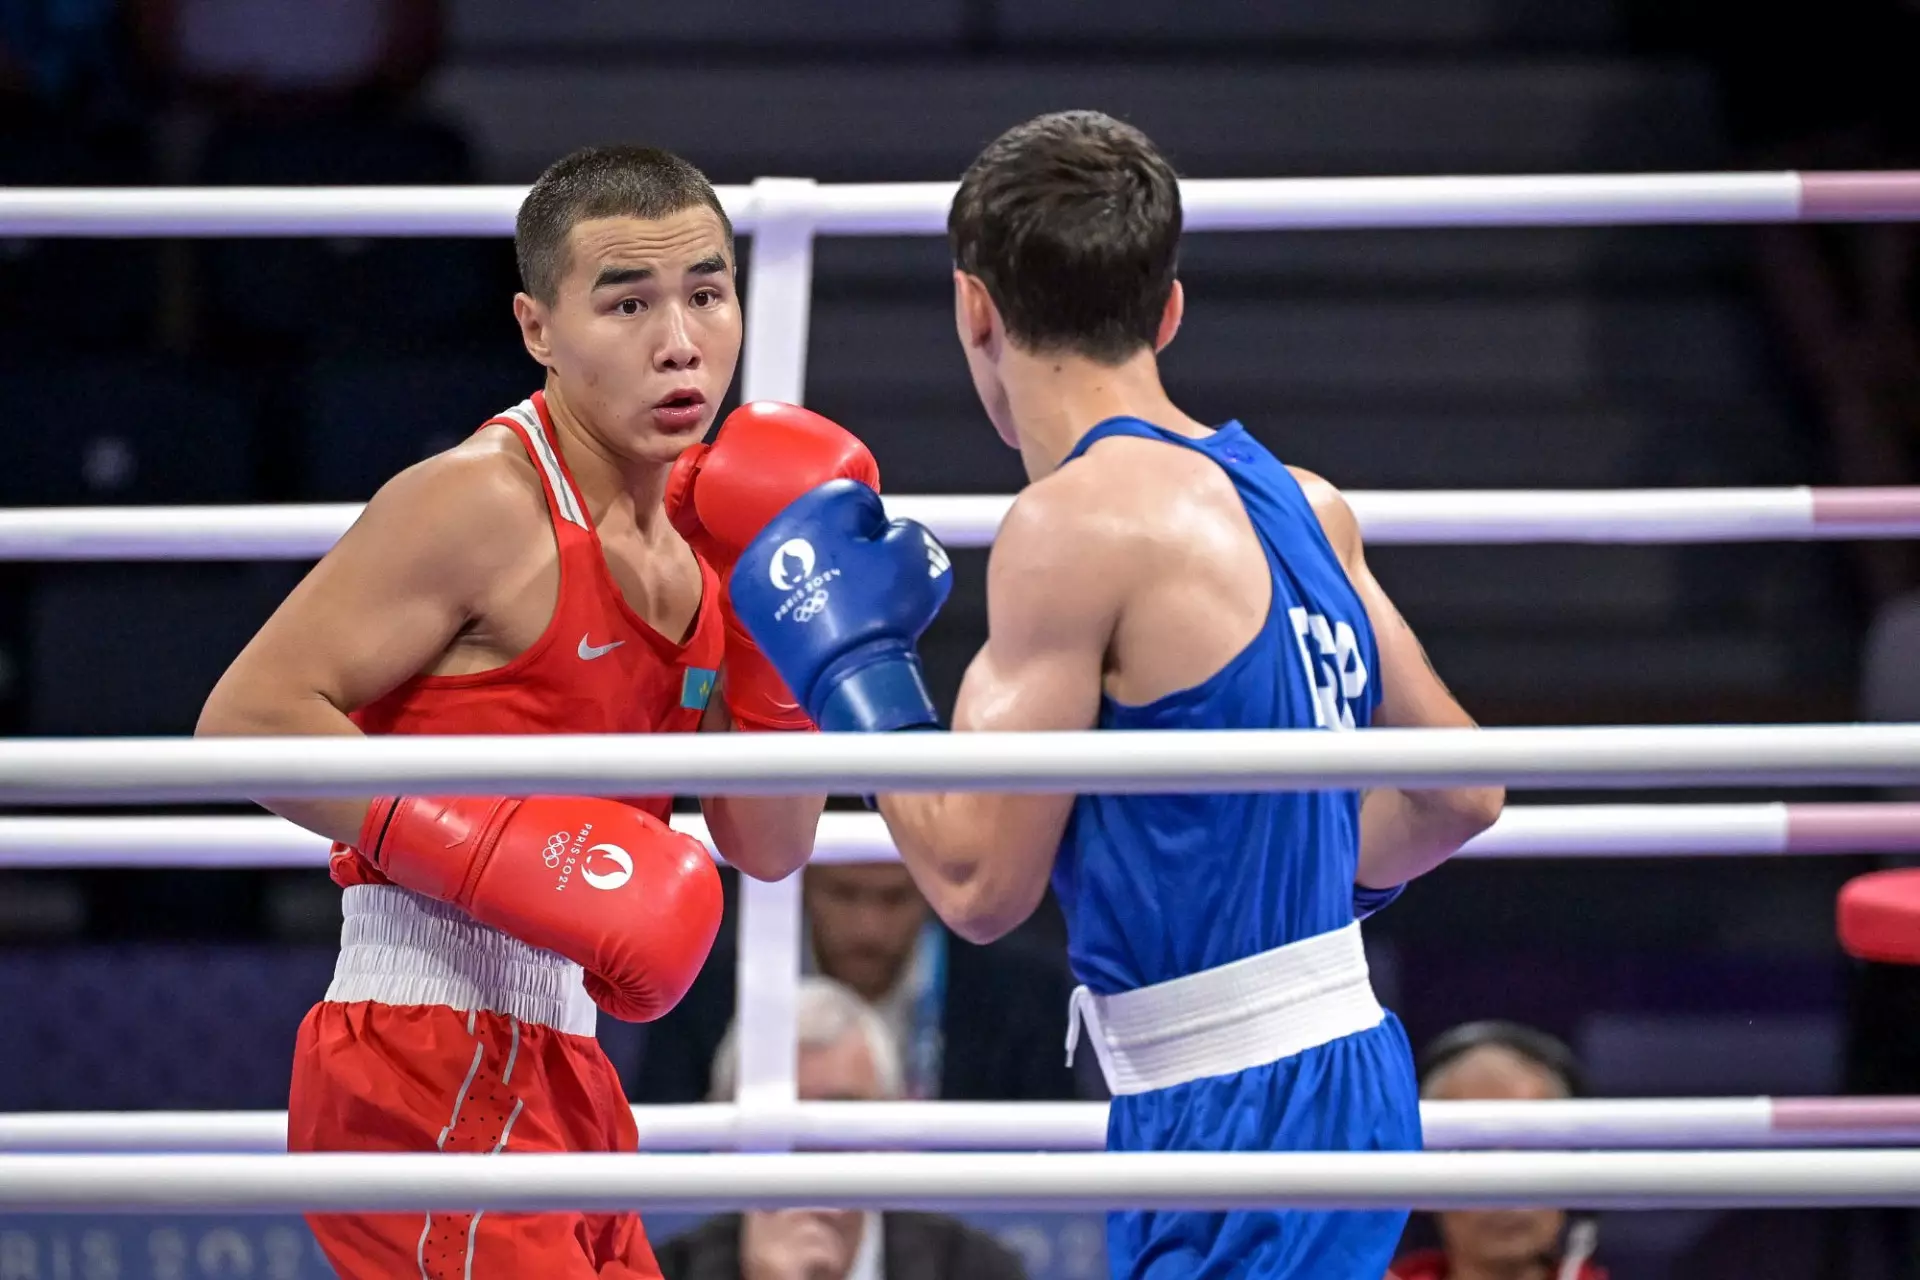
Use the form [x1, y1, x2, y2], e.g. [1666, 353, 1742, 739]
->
[15, 171, 1920, 238]
[0, 174, 1842, 237]
[1, 803, 1913, 868]
[3, 1149, 1919, 1212]
[3, 489, 1917, 561]
[0, 726, 1915, 804]
[800, 173, 1858, 235]
[10, 1099, 1920, 1154]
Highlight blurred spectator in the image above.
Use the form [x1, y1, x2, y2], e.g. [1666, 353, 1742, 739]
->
[634, 862, 1088, 1104]
[653, 976, 1028, 1280]
[1389, 1022, 1602, 1280]
[131, 0, 442, 115]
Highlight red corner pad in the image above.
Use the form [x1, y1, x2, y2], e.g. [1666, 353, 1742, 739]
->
[1839, 869, 1920, 964]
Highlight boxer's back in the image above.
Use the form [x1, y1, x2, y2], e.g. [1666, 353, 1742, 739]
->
[1051, 415, 1381, 996]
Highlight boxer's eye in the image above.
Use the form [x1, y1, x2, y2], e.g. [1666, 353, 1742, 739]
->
[690, 288, 721, 308]
[615, 298, 644, 316]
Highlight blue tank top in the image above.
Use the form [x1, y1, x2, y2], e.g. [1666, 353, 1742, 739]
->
[1052, 417, 1381, 996]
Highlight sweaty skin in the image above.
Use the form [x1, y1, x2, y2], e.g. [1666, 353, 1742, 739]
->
[876, 275, 1503, 942]
[198, 207, 822, 881]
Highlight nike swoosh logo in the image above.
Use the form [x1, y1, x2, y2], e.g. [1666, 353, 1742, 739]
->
[577, 635, 625, 660]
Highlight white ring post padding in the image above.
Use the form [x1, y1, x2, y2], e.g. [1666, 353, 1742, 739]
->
[19, 803, 1920, 868]
[0, 726, 1916, 804]
[14, 1099, 1920, 1154]
[729, 176, 820, 1144]
[0, 174, 1817, 237]
[5, 1149, 1920, 1212]
[5, 489, 1920, 561]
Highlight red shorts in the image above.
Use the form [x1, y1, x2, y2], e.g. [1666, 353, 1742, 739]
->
[289, 1000, 663, 1280]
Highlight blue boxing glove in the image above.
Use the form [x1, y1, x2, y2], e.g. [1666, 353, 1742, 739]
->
[730, 479, 953, 734]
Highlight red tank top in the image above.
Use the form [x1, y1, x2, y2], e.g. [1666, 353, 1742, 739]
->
[331, 391, 724, 888]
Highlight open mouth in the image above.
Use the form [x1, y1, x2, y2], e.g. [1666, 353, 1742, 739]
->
[652, 390, 709, 431]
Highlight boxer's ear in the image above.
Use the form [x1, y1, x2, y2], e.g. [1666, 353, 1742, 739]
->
[1154, 280, 1185, 354]
[953, 270, 997, 350]
[514, 292, 556, 369]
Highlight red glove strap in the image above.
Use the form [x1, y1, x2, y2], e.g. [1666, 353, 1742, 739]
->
[357, 796, 400, 865]
[360, 794, 516, 904]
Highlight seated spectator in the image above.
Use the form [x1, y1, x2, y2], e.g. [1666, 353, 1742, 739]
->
[653, 976, 1028, 1280]
[1390, 1022, 1603, 1280]
[634, 862, 1088, 1103]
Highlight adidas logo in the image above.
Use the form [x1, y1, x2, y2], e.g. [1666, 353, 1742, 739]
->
[923, 531, 951, 578]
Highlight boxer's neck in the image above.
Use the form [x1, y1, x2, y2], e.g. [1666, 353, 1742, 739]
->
[1000, 345, 1209, 481]
[541, 381, 674, 534]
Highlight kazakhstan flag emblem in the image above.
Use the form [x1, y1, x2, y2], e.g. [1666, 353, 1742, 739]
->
[681, 666, 717, 711]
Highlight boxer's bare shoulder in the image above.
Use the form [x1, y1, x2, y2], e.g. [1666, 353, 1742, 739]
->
[316, 424, 551, 606]
[994, 443, 1150, 613]
[207, 424, 557, 722]
[1287, 465, 1361, 568]
[1014, 433, 1246, 574]
[360, 423, 548, 565]
[995, 435, 1270, 706]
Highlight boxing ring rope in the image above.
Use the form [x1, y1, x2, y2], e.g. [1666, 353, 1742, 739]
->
[13, 170, 1920, 1179]
[0, 487, 1912, 564]
[5, 171, 1920, 237]
[2, 487, 1917, 561]
[5, 1149, 1920, 1213]
[8, 1098, 1920, 1154]
[0, 802, 1913, 868]
[0, 726, 1916, 803]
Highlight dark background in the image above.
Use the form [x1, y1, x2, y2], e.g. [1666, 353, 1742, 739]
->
[3, 0, 1920, 1275]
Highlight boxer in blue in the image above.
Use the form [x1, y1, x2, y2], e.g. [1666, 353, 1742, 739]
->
[732, 110, 1505, 1279]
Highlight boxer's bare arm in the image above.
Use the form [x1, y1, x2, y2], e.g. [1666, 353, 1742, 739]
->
[693, 694, 825, 882]
[197, 450, 538, 846]
[1294, 469, 1504, 888]
[879, 481, 1112, 944]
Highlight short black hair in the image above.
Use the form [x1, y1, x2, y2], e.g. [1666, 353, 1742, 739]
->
[948, 110, 1181, 365]
[515, 145, 733, 303]
[1418, 1021, 1584, 1098]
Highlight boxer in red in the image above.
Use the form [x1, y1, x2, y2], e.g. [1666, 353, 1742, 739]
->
[198, 145, 876, 1278]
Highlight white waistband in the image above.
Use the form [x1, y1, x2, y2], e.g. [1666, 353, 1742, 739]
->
[1066, 921, 1383, 1096]
[325, 884, 598, 1037]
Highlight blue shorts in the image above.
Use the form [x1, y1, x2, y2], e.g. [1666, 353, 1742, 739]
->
[1104, 1013, 1421, 1280]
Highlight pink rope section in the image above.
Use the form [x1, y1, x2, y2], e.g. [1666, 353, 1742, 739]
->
[1810, 487, 1920, 530]
[1785, 804, 1920, 853]
[1772, 1098, 1920, 1137]
[1799, 172, 1920, 221]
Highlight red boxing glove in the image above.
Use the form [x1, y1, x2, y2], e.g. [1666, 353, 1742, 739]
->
[666, 402, 880, 731]
[360, 795, 722, 1023]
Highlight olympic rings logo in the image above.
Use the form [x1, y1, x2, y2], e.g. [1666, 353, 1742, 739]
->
[543, 832, 571, 868]
[792, 589, 831, 623]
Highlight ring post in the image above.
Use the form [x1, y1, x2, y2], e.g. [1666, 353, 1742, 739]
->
[731, 177, 821, 1148]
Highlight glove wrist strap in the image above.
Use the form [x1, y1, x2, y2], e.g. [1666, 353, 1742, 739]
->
[358, 796, 402, 869]
[817, 654, 939, 735]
